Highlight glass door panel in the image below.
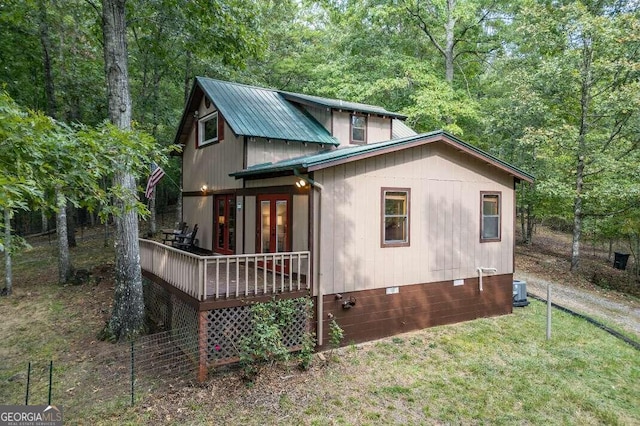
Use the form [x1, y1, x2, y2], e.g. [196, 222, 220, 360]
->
[276, 200, 287, 253]
[260, 200, 271, 253]
[214, 195, 236, 254]
[257, 195, 290, 274]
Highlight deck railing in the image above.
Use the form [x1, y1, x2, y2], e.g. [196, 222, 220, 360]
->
[139, 239, 311, 301]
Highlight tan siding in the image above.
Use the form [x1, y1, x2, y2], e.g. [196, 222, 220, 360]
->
[303, 105, 331, 131]
[292, 195, 309, 252]
[368, 115, 391, 143]
[317, 143, 516, 294]
[244, 196, 256, 254]
[332, 111, 351, 145]
[183, 196, 213, 251]
[182, 99, 244, 192]
[234, 197, 243, 254]
[246, 138, 326, 167]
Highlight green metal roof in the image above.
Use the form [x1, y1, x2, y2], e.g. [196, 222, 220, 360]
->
[197, 77, 338, 145]
[280, 91, 408, 120]
[231, 130, 535, 183]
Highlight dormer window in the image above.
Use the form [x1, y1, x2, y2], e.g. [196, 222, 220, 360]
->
[351, 114, 367, 144]
[198, 111, 220, 147]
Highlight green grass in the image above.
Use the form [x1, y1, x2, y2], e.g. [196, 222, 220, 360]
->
[2, 231, 639, 425]
[103, 299, 640, 425]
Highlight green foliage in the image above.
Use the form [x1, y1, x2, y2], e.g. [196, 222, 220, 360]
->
[328, 318, 344, 350]
[239, 297, 315, 380]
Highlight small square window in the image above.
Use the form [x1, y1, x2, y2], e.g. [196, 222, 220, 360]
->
[198, 111, 219, 147]
[481, 192, 501, 242]
[351, 114, 367, 144]
[382, 188, 410, 247]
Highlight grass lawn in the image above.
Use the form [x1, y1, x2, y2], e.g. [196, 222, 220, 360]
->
[1, 230, 639, 425]
[123, 299, 639, 426]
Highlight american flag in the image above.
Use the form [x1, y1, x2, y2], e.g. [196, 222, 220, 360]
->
[145, 163, 166, 198]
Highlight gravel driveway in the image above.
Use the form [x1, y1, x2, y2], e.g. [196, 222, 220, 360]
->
[515, 271, 640, 340]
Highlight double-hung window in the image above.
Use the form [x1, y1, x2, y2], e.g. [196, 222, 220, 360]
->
[351, 114, 367, 144]
[480, 192, 501, 242]
[198, 111, 220, 147]
[382, 188, 410, 247]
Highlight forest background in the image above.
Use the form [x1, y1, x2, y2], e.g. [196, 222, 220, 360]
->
[1, 0, 639, 288]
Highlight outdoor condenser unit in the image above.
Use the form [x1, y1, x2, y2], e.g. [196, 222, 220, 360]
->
[513, 280, 529, 307]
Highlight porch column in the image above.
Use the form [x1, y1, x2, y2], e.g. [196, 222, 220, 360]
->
[197, 310, 208, 383]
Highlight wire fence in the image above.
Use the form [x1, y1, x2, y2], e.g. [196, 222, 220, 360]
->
[1, 327, 199, 422]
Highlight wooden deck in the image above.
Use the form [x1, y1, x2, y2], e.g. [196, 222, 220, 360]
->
[139, 238, 311, 302]
[203, 258, 308, 299]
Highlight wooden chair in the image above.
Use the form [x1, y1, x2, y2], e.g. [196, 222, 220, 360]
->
[174, 224, 198, 251]
[162, 222, 189, 245]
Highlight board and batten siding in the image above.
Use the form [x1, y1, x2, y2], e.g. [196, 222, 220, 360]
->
[314, 142, 515, 296]
[182, 99, 244, 192]
[331, 111, 392, 146]
[303, 104, 332, 133]
[246, 137, 326, 168]
[182, 196, 213, 250]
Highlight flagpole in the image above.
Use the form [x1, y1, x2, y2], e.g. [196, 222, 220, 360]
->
[162, 173, 182, 192]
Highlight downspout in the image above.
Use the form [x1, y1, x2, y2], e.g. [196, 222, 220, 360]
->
[294, 169, 325, 345]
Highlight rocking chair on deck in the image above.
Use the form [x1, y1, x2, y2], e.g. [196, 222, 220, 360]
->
[174, 224, 198, 251]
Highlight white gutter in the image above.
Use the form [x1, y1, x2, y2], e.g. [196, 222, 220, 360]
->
[294, 169, 325, 345]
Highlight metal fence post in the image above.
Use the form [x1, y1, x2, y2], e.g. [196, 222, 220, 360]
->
[25, 362, 31, 405]
[130, 340, 135, 406]
[48, 360, 53, 405]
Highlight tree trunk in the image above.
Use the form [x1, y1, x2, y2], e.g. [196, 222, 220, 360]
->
[184, 50, 192, 103]
[149, 190, 157, 236]
[176, 189, 183, 225]
[570, 38, 593, 272]
[3, 208, 12, 295]
[102, 0, 144, 340]
[38, 0, 57, 118]
[526, 202, 534, 245]
[41, 210, 48, 233]
[444, 0, 456, 85]
[56, 190, 72, 283]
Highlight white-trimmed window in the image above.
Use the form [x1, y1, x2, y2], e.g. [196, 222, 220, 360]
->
[382, 188, 410, 247]
[198, 111, 219, 147]
[481, 192, 501, 242]
[351, 114, 367, 144]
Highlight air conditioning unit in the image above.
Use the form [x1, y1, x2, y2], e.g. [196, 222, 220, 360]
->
[513, 280, 529, 307]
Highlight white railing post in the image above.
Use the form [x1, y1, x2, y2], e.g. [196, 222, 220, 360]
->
[138, 240, 311, 300]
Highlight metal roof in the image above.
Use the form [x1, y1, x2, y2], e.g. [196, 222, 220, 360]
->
[391, 119, 417, 139]
[197, 77, 338, 145]
[231, 130, 535, 183]
[280, 91, 408, 120]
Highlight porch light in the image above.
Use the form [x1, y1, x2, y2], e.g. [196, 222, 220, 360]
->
[201, 184, 208, 192]
[295, 179, 307, 188]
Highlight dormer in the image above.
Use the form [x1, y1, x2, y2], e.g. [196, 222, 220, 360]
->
[280, 92, 414, 146]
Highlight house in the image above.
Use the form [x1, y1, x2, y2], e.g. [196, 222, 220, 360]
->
[140, 77, 533, 380]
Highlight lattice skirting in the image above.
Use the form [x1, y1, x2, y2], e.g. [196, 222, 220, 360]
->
[143, 278, 310, 369]
[205, 300, 309, 363]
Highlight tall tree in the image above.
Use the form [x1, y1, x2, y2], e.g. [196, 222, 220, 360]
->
[403, 0, 500, 85]
[489, 0, 640, 269]
[101, 0, 145, 340]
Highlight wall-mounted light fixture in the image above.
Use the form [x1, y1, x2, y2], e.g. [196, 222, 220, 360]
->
[201, 184, 208, 192]
[293, 169, 324, 190]
[342, 296, 357, 309]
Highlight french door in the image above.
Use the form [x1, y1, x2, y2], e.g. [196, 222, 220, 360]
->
[257, 194, 289, 271]
[214, 194, 235, 254]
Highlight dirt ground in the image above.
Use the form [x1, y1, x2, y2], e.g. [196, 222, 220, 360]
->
[515, 227, 640, 339]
